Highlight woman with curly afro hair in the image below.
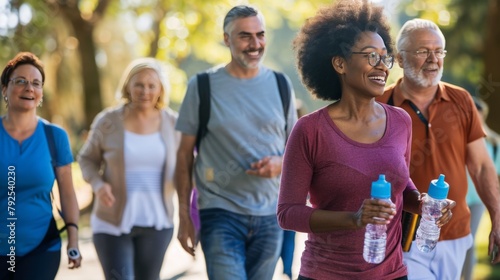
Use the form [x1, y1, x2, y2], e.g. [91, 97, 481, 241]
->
[276, 1, 448, 279]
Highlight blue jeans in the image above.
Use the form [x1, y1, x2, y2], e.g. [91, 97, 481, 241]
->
[199, 208, 283, 280]
[281, 230, 296, 278]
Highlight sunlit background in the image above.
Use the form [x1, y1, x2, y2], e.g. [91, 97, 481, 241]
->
[1, 0, 498, 139]
[1, 1, 499, 278]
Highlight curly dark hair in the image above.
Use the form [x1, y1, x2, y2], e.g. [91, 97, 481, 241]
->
[1, 52, 45, 89]
[293, 0, 393, 101]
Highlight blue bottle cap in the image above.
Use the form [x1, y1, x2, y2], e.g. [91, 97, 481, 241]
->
[371, 174, 391, 199]
[428, 174, 449, 199]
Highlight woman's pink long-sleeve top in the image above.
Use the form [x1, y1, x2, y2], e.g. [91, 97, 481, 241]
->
[277, 104, 417, 279]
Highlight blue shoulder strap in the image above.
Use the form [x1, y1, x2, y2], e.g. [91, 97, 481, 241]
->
[195, 71, 291, 151]
[42, 120, 57, 175]
[42, 120, 68, 231]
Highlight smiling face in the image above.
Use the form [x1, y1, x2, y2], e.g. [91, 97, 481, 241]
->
[126, 68, 162, 111]
[2, 64, 43, 112]
[398, 28, 444, 88]
[224, 15, 266, 72]
[335, 31, 391, 99]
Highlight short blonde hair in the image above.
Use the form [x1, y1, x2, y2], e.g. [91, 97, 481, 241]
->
[117, 58, 170, 109]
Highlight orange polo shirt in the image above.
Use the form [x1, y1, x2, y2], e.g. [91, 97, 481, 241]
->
[377, 79, 485, 241]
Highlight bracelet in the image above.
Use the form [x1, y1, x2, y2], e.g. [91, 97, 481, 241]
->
[356, 216, 363, 228]
[66, 223, 79, 230]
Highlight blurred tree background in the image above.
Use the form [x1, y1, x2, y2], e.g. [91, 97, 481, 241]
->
[1, 0, 499, 146]
[395, 0, 500, 134]
[0, 0, 333, 152]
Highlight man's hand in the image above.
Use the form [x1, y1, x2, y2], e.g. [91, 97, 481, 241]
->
[489, 229, 500, 264]
[246, 156, 282, 178]
[177, 213, 198, 257]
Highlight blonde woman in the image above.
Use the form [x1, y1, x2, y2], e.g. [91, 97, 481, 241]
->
[78, 58, 180, 280]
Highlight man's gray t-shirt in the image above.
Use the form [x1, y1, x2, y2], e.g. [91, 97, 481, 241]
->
[176, 65, 297, 216]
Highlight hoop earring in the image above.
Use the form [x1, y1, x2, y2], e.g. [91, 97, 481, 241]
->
[3, 96, 7, 108]
[38, 98, 43, 107]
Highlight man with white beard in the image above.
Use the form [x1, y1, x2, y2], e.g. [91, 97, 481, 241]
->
[377, 18, 500, 279]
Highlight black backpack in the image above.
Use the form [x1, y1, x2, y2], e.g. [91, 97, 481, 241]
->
[195, 71, 291, 152]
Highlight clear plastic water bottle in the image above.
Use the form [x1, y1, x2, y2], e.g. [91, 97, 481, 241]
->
[416, 174, 449, 252]
[363, 174, 392, 264]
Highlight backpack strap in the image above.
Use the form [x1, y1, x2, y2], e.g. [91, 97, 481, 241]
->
[42, 121, 57, 175]
[196, 72, 211, 152]
[273, 71, 291, 135]
[195, 71, 291, 151]
[42, 120, 67, 231]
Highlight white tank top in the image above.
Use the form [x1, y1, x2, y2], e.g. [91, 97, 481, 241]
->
[91, 130, 172, 235]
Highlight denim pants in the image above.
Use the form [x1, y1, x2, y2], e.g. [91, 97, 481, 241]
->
[280, 229, 296, 278]
[199, 208, 283, 280]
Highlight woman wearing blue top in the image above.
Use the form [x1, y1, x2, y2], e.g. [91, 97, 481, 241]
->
[0, 52, 82, 279]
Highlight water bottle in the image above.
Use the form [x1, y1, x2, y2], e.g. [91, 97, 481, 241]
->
[416, 174, 449, 252]
[363, 174, 392, 264]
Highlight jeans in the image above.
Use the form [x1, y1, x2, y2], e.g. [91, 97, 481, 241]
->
[281, 230, 296, 278]
[93, 227, 173, 280]
[199, 208, 283, 280]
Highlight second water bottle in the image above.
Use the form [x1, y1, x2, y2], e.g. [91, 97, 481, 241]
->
[416, 174, 449, 252]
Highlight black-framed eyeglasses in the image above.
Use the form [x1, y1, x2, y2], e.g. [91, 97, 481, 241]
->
[400, 49, 447, 59]
[9, 77, 43, 89]
[351, 52, 394, 69]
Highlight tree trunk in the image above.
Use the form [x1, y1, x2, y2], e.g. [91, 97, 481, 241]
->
[53, 0, 110, 130]
[484, 0, 500, 132]
[148, 8, 166, 57]
[71, 21, 103, 129]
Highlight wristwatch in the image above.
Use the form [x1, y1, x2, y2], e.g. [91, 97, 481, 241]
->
[67, 248, 80, 260]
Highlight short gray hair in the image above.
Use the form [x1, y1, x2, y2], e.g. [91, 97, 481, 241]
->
[396, 19, 446, 52]
[223, 5, 264, 34]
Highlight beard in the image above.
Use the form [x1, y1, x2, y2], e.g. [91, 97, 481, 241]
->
[403, 59, 443, 88]
[237, 56, 260, 69]
[234, 49, 265, 70]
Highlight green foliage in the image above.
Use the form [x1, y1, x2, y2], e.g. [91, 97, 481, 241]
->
[98, 0, 333, 106]
[473, 213, 500, 279]
[0, 0, 54, 59]
[0, 0, 334, 147]
[396, 0, 488, 94]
